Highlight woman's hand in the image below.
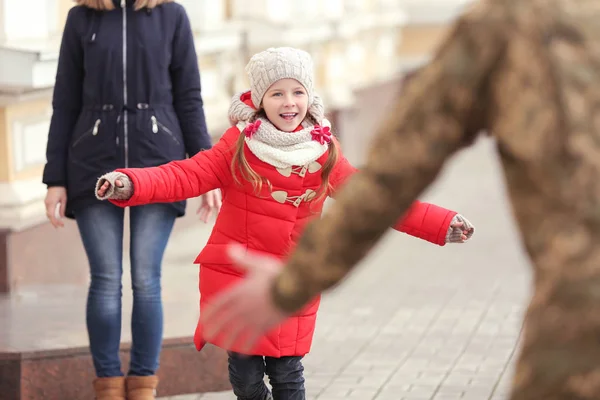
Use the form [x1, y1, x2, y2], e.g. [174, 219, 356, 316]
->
[197, 189, 222, 223]
[44, 187, 67, 228]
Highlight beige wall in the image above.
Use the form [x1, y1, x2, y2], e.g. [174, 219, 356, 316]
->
[223, 0, 233, 19]
[0, 107, 9, 181]
[57, 0, 74, 31]
[1, 99, 52, 182]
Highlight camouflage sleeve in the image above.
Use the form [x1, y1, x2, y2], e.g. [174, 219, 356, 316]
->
[271, 1, 510, 313]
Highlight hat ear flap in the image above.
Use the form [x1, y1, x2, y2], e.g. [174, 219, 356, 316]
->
[308, 94, 325, 124]
[228, 91, 258, 125]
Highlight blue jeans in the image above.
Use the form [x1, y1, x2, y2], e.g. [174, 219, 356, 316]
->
[228, 352, 305, 400]
[75, 202, 177, 377]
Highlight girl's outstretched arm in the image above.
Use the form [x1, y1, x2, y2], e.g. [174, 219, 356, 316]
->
[96, 127, 239, 207]
[329, 142, 473, 246]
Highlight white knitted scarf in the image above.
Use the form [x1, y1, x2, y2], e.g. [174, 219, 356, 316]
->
[229, 91, 330, 169]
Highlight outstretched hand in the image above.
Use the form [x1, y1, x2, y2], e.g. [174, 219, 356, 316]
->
[447, 214, 475, 243]
[96, 178, 123, 198]
[200, 244, 289, 352]
[449, 220, 470, 242]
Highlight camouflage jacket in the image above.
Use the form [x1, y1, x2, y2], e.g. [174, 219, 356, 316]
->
[271, 1, 600, 399]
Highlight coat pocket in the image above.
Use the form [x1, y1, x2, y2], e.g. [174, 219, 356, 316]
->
[67, 111, 118, 199]
[134, 109, 185, 162]
[69, 111, 117, 164]
[71, 118, 101, 149]
[150, 115, 181, 146]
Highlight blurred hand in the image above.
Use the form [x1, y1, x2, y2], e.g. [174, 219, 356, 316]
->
[44, 187, 67, 228]
[201, 244, 289, 352]
[197, 189, 222, 223]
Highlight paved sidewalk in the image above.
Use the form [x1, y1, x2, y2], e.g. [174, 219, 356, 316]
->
[158, 134, 532, 400]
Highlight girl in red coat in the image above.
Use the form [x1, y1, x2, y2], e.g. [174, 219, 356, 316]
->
[96, 47, 475, 400]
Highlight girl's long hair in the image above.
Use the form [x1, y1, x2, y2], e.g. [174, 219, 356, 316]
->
[231, 110, 339, 201]
[75, 0, 173, 11]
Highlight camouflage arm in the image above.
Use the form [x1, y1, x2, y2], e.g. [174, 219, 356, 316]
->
[271, 2, 510, 313]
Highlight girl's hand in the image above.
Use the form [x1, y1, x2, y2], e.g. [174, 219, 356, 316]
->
[95, 172, 133, 200]
[96, 178, 123, 198]
[446, 215, 475, 243]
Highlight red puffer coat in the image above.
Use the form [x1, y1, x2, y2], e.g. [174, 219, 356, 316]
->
[109, 97, 457, 358]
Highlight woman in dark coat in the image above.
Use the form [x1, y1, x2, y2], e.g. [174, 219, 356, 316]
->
[42, 0, 220, 398]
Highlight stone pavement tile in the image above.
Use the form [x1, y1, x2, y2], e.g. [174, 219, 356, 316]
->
[198, 392, 237, 399]
[306, 385, 325, 398]
[407, 384, 438, 398]
[373, 388, 419, 400]
[159, 392, 211, 400]
[490, 389, 512, 400]
[316, 386, 352, 399]
[395, 395, 433, 400]
[357, 376, 393, 389]
[305, 373, 339, 390]
[432, 395, 463, 400]
[346, 388, 380, 399]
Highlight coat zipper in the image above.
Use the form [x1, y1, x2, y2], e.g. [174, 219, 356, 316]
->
[121, 0, 129, 168]
[72, 119, 101, 148]
[151, 115, 180, 145]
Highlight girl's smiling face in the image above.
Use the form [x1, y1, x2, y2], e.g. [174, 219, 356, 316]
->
[261, 79, 308, 132]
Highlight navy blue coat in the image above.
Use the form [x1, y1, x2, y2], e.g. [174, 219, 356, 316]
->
[43, 0, 213, 218]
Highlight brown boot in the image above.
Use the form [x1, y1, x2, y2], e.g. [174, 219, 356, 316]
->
[92, 377, 126, 400]
[126, 376, 159, 400]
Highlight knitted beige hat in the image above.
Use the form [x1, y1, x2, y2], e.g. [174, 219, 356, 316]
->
[245, 47, 315, 109]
